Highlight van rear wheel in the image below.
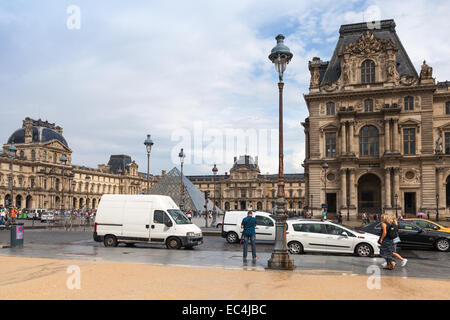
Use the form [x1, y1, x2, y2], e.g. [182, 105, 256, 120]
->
[166, 237, 182, 250]
[226, 232, 239, 244]
[104, 235, 118, 247]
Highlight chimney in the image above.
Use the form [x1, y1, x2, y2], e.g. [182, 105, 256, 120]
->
[24, 117, 33, 143]
[233, 156, 237, 163]
[162, 170, 166, 176]
[255, 156, 258, 165]
[55, 126, 63, 136]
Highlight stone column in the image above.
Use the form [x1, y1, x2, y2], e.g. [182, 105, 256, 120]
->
[393, 119, 399, 152]
[385, 168, 391, 209]
[384, 119, 390, 153]
[348, 121, 354, 154]
[393, 168, 400, 211]
[438, 168, 445, 208]
[349, 169, 356, 208]
[341, 169, 347, 209]
[341, 122, 347, 155]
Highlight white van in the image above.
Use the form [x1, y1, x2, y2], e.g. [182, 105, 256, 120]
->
[94, 194, 203, 249]
[221, 210, 275, 243]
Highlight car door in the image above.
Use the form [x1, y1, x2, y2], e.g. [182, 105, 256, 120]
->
[297, 223, 329, 252]
[324, 224, 356, 253]
[398, 221, 431, 246]
[150, 210, 172, 244]
[255, 215, 275, 241]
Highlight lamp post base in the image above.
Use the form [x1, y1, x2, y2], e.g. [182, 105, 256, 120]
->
[267, 251, 295, 270]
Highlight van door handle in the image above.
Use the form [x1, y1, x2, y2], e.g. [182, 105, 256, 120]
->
[146, 225, 149, 229]
[151, 225, 155, 229]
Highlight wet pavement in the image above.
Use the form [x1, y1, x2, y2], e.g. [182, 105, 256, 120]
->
[0, 229, 449, 280]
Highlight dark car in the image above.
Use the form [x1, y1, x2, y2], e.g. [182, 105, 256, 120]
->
[359, 220, 450, 252]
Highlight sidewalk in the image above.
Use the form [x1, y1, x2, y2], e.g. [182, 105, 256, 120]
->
[0, 255, 448, 300]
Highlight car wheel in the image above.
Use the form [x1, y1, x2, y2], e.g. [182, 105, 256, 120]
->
[166, 237, 182, 249]
[355, 243, 373, 257]
[435, 238, 450, 252]
[104, 235, 118, 247]
[226, 232, 239, 244]
[288, 241, 303, 254]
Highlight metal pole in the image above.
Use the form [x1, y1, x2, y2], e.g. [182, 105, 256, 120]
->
[10, 156, 14, 218]
[268, 81, 294, 270]
[147, 151, 150, 194]
[61, 166, 65, 215]
[212, 171, 217, 225]
[436, 194, 439, 222]
[180, 161, 184, 211]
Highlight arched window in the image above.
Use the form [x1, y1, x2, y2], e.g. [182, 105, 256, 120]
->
[404, 96, 414, 111]
[364, 99, 374, 112]
[326, 102, 335, 115]
[359, 125, 379, 156]
[361, 60, 375, 84]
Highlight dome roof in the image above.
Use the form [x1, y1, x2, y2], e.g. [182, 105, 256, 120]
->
[7, 126, 68, 147]
[232, 155, 259, 169]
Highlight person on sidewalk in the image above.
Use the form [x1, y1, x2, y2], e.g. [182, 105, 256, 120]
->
[241, 211, 257, 261]
[379, 214, 396, 270]
[337, 211, 343, 224]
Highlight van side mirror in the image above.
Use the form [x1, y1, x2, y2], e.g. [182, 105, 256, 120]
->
[164, 220, 173, 228]
[341, 232, 348, 237]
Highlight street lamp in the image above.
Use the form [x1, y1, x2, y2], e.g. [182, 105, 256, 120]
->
[347, 194, 350, 221]
[212, 164, 218, 225]
[394, 193, 398, 218]
[322, 162, 329, 215]
[8, 142, 17, 214]
[144, 134, 154, 194]
[267, 34, 294, 270]
[436, 193, 439, 222]
[178, 148, 186, 211]
[60, 154, 67, 213]
[71, 180, 76, 212]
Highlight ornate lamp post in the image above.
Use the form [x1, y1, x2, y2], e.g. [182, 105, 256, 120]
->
[71, 180, 76, 211]
[436, 193, 439, 222]
[60, 154, 67, 213]
[394, 193, 398, 218]
[178, 148, 186, 211]
[322, 162, 329, 214]
[212, 164, 218, 225]
[267, 34, 294, 270]
[144, 134, 154, 194]
[8, 142, 17, 214]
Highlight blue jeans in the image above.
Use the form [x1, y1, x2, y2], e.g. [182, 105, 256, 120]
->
[243, 234, 256, 259]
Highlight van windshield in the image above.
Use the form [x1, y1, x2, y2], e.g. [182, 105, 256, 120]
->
[167, 210, 191, 224]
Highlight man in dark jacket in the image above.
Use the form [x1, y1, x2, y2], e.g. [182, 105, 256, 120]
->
[241, 211, 257, 260]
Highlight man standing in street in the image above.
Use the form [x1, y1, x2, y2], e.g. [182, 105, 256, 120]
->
[241, 211, 257, 261]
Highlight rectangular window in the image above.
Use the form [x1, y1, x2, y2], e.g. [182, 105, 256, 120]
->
[326, 103, 335, 115]
[364, 100, 373, 112]
[446, 102, 450, 115]
[325, 133, 336, 157]
[445, 133, 450, 155]
[403, 128, 415, 155]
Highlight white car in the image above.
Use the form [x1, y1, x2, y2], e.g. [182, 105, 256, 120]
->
[41, 212, 55, 222]
[221, 210, 275, 243]
[286, 219, 380, 257]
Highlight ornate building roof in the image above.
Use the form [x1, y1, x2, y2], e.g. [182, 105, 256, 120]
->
[320, 19, 418, 85]
[7, 119, 68, 147]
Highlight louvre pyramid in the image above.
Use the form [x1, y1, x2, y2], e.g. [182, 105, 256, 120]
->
[149, 167, 222, 213]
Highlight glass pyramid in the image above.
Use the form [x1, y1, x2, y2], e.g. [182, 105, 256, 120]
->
[149, 167, 222, 213]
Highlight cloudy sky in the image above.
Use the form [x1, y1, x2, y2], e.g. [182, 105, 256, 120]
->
[1, 0, 449, 176]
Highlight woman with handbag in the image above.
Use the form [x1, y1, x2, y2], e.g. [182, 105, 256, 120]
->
[390, 216, 407, 267]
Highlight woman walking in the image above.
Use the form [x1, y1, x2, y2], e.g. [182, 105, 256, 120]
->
[390, 216, 407, 267]
[379, 214, 396, 270]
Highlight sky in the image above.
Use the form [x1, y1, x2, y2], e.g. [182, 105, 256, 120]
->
[1, 0, 449, 176]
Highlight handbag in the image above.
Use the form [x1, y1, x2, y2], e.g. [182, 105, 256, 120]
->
[393, 236, 401, 244]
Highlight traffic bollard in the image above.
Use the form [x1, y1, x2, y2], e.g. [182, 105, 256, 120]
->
[10, 223, 24, 248]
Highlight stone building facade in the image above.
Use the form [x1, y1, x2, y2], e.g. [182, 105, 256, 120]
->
[0, 117, 153, 211]
[303, 20, 450, 219]
[188, 155, 305, 213]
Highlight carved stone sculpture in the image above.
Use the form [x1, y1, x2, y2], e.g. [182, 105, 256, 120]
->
[420, 60, 433, 80]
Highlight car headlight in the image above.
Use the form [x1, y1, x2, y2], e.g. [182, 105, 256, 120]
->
[186, 232, 195, 237]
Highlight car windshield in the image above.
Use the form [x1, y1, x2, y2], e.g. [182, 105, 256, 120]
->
[341, 224, 364, 234]
[167, 209, 191, 224]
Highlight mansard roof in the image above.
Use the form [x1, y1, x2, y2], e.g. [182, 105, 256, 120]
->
[320, 19, 418, 85]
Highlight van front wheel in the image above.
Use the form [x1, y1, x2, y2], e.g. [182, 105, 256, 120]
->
[166, 237, 182, 250]
[104, 235, 118, 247]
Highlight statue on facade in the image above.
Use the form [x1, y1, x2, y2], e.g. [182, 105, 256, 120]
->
[435, 136, 443, 153]
[420, 60, 433, 79]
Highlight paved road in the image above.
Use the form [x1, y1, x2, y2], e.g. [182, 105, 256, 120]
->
[0, 229, 449, 280]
